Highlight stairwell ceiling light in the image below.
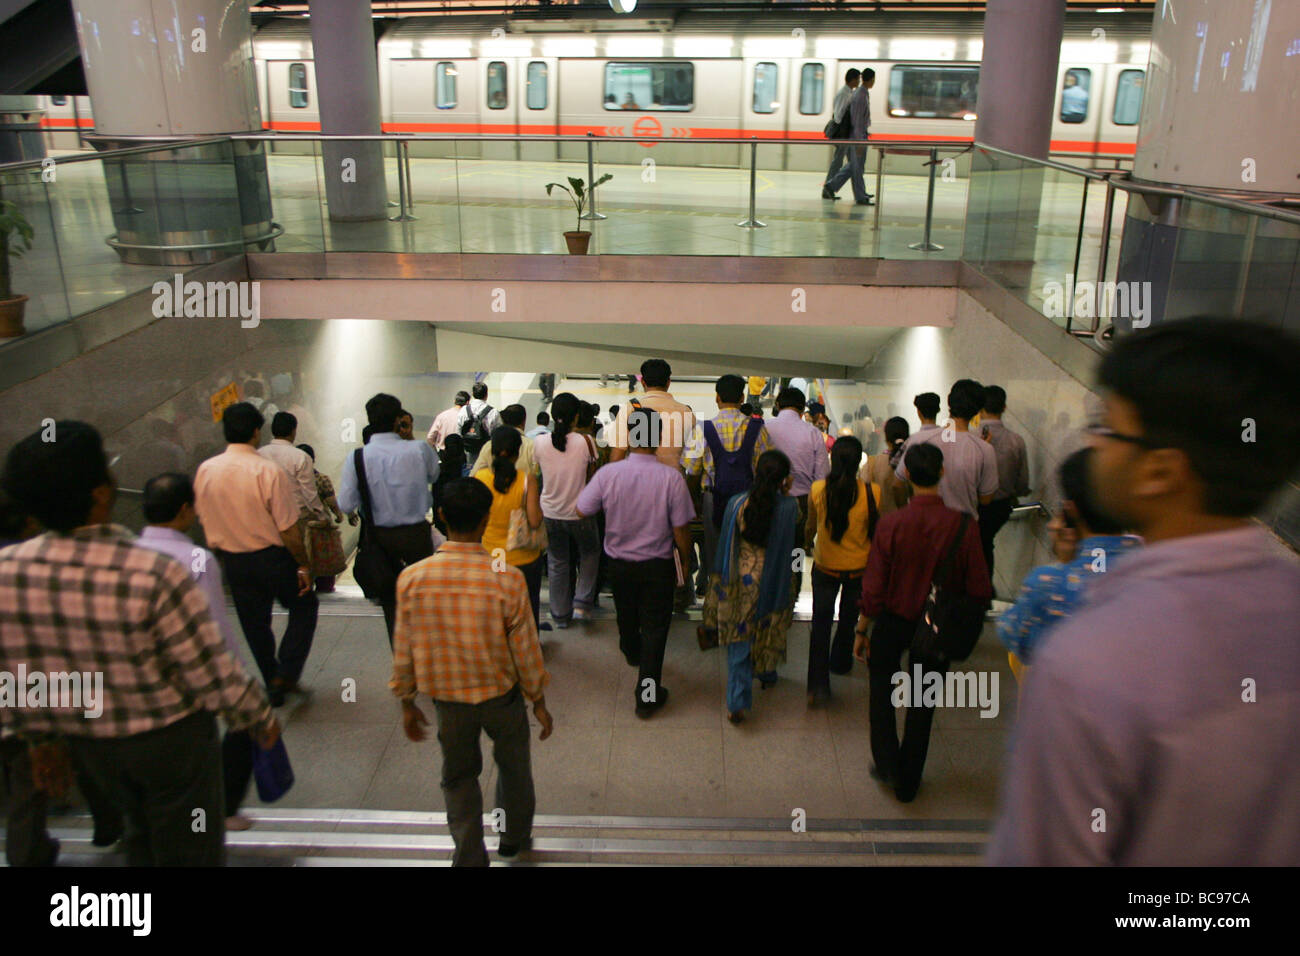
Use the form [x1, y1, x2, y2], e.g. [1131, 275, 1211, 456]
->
[610, 0, 637, 12]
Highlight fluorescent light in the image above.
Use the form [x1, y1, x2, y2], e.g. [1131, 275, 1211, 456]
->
[1062, 39, 1116, 63]
[742, 37, 802, 58]
[480, 38, 534, 58]
[414, 40, 472, 58]
[815, 38, 880, 60]
[1096, 7, 1125, 12]
[543, 37, 597, 57]
[605, 36, 664, 57]
[674, 36, 733, 58]
[963, 113, 977, 121]
[888, 39, 957, 60]
[966, 40, 983, 61]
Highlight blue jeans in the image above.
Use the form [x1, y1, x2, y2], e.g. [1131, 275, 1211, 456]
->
[543, 516, 600, 623]
[825, 144, 869, 202]
[726, 640, 778, 714]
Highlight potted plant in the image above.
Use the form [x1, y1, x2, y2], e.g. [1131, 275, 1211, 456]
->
[0, 198, 34, 338]
[544, 173, 612, 255]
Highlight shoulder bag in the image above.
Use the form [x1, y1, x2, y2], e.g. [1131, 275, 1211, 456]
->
[909, 514, 989, 664]
[350, 447, 400, 603]
[506, 472, 548, 552]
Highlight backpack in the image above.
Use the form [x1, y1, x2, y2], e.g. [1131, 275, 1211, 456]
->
[459, 403, 492, 456]
[703, 418, 763, 530]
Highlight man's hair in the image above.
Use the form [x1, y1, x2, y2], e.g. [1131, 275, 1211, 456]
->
[715, 374, 745, 404]
[845, 68, 861, 84]
[626, 408, 662, 449]
[1058, 449, 1123, 535]
[913, 392, 941, 420]
[143, 472, 195, 524]
[297, 443, 315, 461]
[983, 385, 1007, 416]
[471, 382, 488, 401]
[808, 402, 826, 419]
[861, 67, 876, 83]
[1097, 317, 1300, 517]
[2, 421, 110, 532]
[454, 390, 471, 407]
[222, 401, 264, 444]
[398, 408, 412, 422]
[904, 443, 943, 488]
[948, 379, 985, 421]
[365, 393, 402, 433]
[740, 403, 756, 417]
[438, 478, 494, 533]
[270, 410, 297, 439]
[536, 411, 550, 426]
[776, 387, 806, 414]
[640, 358, 671, 389]
[500, 404, 527, 429]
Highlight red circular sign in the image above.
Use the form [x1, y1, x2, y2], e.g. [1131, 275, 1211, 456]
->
[632, 115, 662, 147]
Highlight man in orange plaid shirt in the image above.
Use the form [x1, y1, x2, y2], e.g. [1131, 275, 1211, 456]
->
[390, 479, 553, 865]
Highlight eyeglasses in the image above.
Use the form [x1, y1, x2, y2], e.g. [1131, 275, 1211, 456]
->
[1084, 423, 1160, 448]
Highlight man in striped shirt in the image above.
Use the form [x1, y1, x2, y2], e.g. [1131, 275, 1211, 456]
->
[390, 479, 552, 866]
[0, 422, 278, 866]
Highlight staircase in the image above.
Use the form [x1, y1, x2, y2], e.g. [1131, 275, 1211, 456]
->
[40, 809, 987, 866]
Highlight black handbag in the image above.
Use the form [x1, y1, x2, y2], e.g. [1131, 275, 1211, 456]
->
[909, 514, 989, 664]
[350, 448, 399, 603]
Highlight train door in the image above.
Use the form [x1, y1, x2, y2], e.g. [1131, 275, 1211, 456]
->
[1052, 63, 1100, 164]
[743, 57, 789, 172]
[789, 58, 832, 172]
[265, 59, 319, 154]
[481, 59, 516, 161]
[519, 57, 558, 164]
[1100, 64, 1144, 169]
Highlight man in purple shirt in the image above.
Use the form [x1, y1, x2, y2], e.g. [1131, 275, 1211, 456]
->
[990, 317, 1300, 865]
[764, 386, 830, 537]
[577, 408, 695, 718]
[136, 473, 259, 834]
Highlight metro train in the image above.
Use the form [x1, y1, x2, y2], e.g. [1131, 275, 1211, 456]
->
[38, 10, 1152, 172]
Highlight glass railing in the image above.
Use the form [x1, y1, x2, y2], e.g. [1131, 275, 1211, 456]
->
[964, 142, 1300, 343]
[0, 133, 972, 340]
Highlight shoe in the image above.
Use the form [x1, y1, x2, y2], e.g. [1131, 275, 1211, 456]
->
[727, 710, 745, 724]
[225, 815, 255, 832]
[552, 619, 570, 630]
[855, 198, 875, 206]
[869, 764, 896, 788]
[572, 608, 590, 622]
[821, 187, 839, 200]
[91, 825, 123, 848]
[806, 689, 830, 708]
[635, 686, 669, 719]
[497, 837, 533, 859]
[540, 622, 553, 632]
[759, 676, 777, 690]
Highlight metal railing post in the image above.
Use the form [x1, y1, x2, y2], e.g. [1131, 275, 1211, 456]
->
[580, 132, 606, 221]
[402, 140, 417, 219]
[736, 137, 766, 229]
[872, 147, 884, 232]
[389, 140, 414, 222]
[1066, 178, 1089, 332]
[1092, 178, 1117, 331]
[114, 161, 142, 215]
[908, 147, 943, 251]
[1232, 215, 1258, 318]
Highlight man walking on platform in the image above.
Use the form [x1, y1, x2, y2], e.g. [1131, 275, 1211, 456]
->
[822, 68, 860, 200]
[823, 68, 875, 205]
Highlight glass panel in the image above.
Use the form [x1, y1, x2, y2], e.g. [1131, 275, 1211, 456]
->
[1060, 68, 1091, 123]
[799, 63, 825, 115]
[526, 61, 548, 110]
[288, 63, 308, 109]
[486, 61, 507, 110]
[1113, 69, 1144, 125]
[436, 62, 458, 109]
[752, 62, 779, 114]
[887, 65, 979, 120]
[603, 63, 694, 111]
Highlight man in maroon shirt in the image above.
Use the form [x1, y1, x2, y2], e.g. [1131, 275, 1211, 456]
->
[854, 443, 991, 802]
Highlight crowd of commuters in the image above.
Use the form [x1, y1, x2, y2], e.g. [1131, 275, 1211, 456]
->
[3, 318, 1299, 868]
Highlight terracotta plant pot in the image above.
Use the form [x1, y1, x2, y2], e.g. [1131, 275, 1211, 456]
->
[0, 294, 27, 338]
[563, 231, 592, 255]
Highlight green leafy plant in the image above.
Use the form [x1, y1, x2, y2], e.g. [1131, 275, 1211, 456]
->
[0, 198, 35, 301]
[544, 173, 613, 235]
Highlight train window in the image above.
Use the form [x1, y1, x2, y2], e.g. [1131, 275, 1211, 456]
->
[1112, 69, 1144, 126]
[487, 61, 507, 110]
[51, 95, 68, 106]
[288, 63, 309, 109]
[436, 62, 458, 109]
[887, 65, 979, 119]
[799, 63, 825, 115]
[603, 62, 694, 111]
[526, 61, 548, 110]
[753, 62, 779, 113]
[1059, 68, 1091, 123]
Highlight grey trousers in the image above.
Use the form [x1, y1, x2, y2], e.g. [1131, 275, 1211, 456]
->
[825, 142, 851, 184]
[695, 493, 721, 594]
[434, 684, 535, 866]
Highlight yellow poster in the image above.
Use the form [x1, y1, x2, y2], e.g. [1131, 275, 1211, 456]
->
[210, 383, 240, 422]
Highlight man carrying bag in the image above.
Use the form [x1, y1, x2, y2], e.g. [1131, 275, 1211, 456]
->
[822, 68, 860, 200]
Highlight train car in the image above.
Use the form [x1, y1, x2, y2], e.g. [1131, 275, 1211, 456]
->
[36, 94, 94, 151]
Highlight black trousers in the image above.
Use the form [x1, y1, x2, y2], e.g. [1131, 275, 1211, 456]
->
[217, 545, 318, 688]
[222, 729, 253, 816]
[977, 497, 1014, 585]
[372, 522, 435, 645]
[809, 566, 864, 695]
[434, 685, 535, 867]
[69, 711, 226, 866]
[516, 553, 543, 630]
[867, 611, 948, 802]
[608, 556, 676, 709]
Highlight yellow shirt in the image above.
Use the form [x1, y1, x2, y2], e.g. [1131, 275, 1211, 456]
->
[473, 468, 541, 567]
[807, 478, 881, 572]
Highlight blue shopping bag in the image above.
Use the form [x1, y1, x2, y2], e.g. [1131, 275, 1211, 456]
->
[251, 737, 295, 803]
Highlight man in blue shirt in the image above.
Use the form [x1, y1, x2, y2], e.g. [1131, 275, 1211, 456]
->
[339, 393, 441, 645]
[997, 449, 1141, 666]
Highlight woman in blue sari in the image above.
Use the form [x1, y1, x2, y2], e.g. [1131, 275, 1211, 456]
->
[702, 450, 799, 724]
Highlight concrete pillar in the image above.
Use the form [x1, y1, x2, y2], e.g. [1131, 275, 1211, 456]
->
[974, 0, 1067, 159]
[70, 0, 274, 264]
[1118, 0, 1300, 332]
[308, 0, 388, 222]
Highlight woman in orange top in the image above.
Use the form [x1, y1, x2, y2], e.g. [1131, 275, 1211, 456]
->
[474, 427, 544, 628]
[806, 435, 879, 707]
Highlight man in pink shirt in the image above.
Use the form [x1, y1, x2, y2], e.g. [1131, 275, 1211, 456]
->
[426, 390, 469, 451]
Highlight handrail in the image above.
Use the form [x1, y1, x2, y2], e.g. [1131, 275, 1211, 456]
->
[974, 141, 1300, 227]
[0, 136, 234, 174]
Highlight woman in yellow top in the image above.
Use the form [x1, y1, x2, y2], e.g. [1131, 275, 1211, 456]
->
[806, 435, 879, 707]
[474, 427, 544, 629]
